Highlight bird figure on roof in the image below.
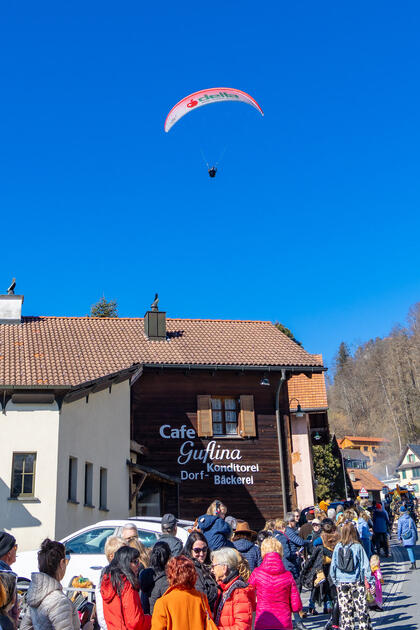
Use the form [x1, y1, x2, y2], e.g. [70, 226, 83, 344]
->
[7, 278, 16, 295]
[151, 293, 159, 311]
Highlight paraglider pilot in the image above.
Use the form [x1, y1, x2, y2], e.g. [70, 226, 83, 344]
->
[208, 166, 217, 178]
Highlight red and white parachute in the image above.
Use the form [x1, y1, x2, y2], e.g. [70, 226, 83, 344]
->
[164, 87, 263, 133]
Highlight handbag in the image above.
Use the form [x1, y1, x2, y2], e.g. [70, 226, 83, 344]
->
[200, 593, 219, 630]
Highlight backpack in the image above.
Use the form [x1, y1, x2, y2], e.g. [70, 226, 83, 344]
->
[337, 545, 355, 573]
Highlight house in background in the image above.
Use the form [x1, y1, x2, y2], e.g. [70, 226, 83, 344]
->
[337, 436, 390, 467]
[1, 287, 327, 549]
[287, 365, 329, 508]
[345, 468, 383, 503]
[395, 444, 420, 499]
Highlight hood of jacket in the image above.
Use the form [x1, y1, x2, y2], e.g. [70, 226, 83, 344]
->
[197, 514, 218, 532]
[233, 538, 254, 553]
[100, 573, 120, 605]
[260, 552, 286, 575]
[26, 573, 63, 608]
[321, 532, 340, 550]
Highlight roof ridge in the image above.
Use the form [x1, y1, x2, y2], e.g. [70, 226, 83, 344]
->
[22, 316, 274, 324]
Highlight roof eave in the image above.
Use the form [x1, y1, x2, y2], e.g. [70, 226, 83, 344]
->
[141, 362, 326, 372]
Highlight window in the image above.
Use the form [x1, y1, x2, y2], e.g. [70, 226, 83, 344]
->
[68, 457, 78, 502]
[197, 395, 256, 438]
[412, 467, 420, 479]
[408, 454, 415, 463]
[99, 467, 107, 510]
[11, 453, 36, 498]
[84, 463, 94, 506]
[402, 470, 406, 479]
[65, 527, 116, 554]
[211, 397, 239, 435]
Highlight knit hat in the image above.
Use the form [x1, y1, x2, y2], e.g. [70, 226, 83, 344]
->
[0, 531, 16, 558]
[327, 508, 336, 520]
[399, 505, 407, 513]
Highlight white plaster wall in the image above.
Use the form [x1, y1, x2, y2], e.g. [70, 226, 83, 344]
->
[291, 414, 315, 509]
[56, 381, 130, 540]
[0, 401, 60, 551]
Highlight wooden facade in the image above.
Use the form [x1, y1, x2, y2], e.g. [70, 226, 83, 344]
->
[131, 368, 295, 530]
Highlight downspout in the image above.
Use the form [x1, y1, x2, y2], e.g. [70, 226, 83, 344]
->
[275, 369, 288, 518]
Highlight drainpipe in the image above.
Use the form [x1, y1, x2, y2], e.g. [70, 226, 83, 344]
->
[275, 369, 288, 518]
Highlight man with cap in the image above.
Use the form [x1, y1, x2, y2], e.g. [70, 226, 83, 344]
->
[0, 532, 17, 572]
[159, 514, 183, 557]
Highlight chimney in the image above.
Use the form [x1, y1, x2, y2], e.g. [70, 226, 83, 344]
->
[0, 278, 24, 324]
[144, 293, 166, 341]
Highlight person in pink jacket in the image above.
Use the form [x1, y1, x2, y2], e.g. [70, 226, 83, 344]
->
[249, 537, 302, 630]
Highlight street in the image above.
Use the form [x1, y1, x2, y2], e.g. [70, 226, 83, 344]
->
[300, 539, 420, 630]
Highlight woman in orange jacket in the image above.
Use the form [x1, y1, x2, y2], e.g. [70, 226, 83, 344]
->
[151, 556, 210, 630]
[211, 547, 256, 630]
[101, 546, 151, 630]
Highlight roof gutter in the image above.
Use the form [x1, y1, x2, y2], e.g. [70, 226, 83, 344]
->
[141, 363, 326, 373]
[275, 369, 288, 518]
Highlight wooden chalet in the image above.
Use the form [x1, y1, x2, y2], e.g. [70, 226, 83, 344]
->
[0, 292, 327, 532]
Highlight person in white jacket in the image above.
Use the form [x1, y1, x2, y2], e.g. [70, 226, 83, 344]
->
[21, 539, 93, 630]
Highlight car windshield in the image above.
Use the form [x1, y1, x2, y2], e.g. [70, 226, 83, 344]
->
[65, 527, 116, 554]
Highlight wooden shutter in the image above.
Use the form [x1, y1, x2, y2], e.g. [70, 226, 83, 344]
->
[197, 395, 213, 437]
[239, 395, 256, 437]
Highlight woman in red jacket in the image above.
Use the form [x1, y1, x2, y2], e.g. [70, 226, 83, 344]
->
[248, 537, 302, 630]
[211, 547, 255, 630]
[101, 546, 151, 630]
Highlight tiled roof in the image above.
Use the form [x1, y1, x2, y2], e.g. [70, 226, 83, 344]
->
[287, 354, 328, 410]
[347, 468, 384, 492]
[0, 316, 324, 387]
[341, 436, 390, 444]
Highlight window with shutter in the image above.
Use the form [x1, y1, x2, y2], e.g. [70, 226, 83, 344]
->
[211, 397, 239, 436]
[197, 395, 213, 437]
[239, 395, 256, 437]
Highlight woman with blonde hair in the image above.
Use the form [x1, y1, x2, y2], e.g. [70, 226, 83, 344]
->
[249, 537, 302, 630]
[330, 522, 374, 630]
[127, 538, 150, 571]
[0, 572, 16, 630]
[97, 536, 126, 630]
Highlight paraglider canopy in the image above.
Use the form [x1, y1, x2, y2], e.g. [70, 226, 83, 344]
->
[164, 87, 264, 133]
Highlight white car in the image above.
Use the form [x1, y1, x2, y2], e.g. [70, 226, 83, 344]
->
[13, 517, 192, 588]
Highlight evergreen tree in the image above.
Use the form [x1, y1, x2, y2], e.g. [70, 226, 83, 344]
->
[335, 341, 351, 372]
[274, 322, 302, 346]
[312, 442, 345, 501]
[90, 296, 118, 318]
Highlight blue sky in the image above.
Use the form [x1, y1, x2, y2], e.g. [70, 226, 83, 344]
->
[1, 1, 419, 369]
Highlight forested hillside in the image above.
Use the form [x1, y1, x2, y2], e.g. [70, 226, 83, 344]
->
[328, 303, 420, 453]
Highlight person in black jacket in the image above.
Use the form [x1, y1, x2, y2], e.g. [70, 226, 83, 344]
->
[232, 521, 262, 572]
[159, 514, 183, 557]
[284, 513, 311, 579]
[182, 532, 218, 610]
[139, 541, 171, 614]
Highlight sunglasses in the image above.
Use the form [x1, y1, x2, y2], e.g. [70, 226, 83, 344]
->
[192, 546, 208, 555]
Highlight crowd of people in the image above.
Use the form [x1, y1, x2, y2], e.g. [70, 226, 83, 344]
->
[0, 496, 418, 630]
